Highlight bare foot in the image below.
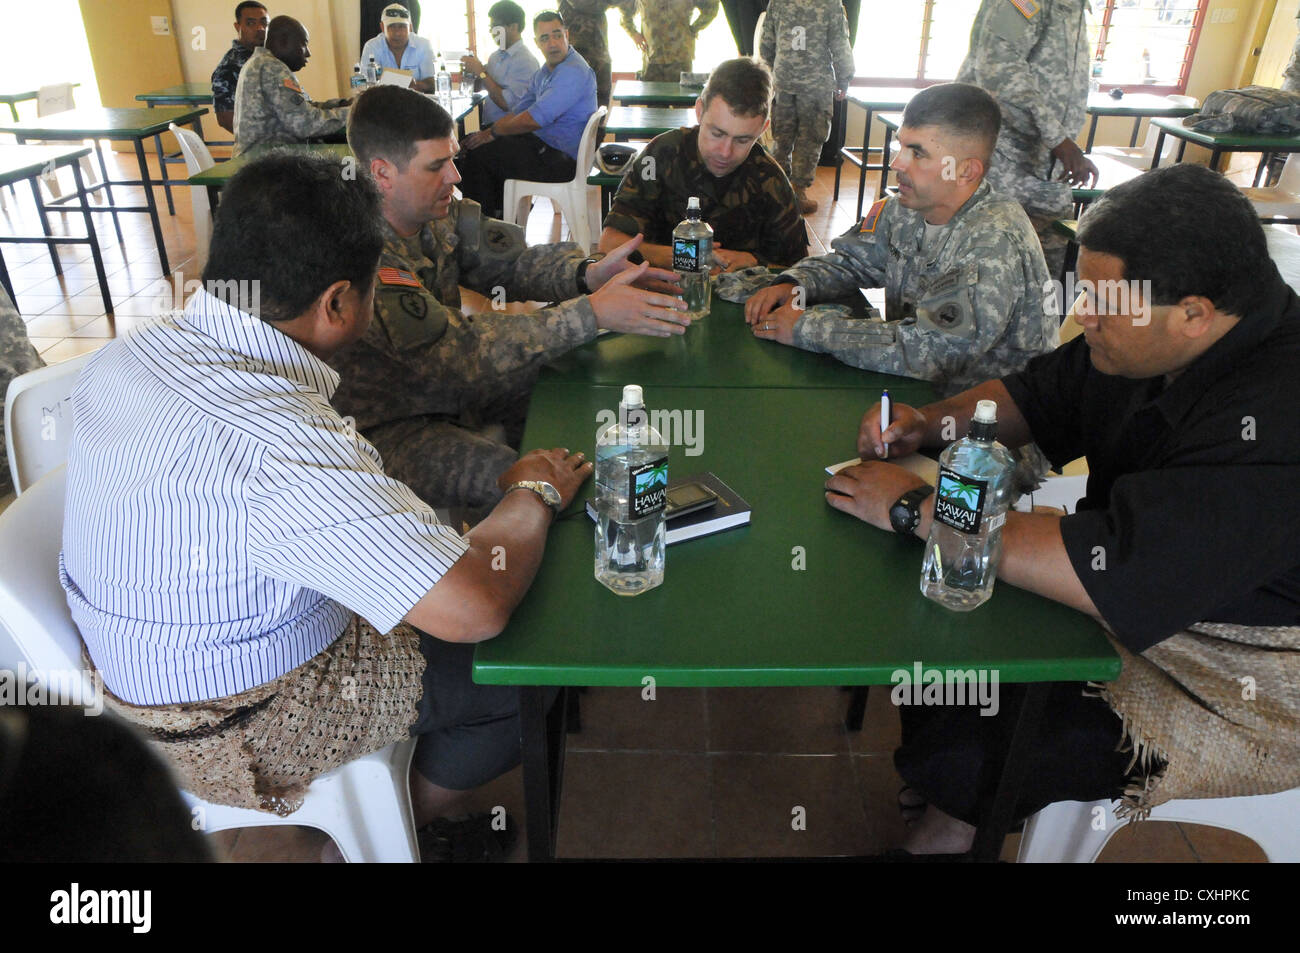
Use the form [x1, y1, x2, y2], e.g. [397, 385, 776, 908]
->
[902, 804, 976, 855]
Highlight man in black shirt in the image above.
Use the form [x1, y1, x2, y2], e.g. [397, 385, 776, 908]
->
[825, 163, 1300, 855]
[211, 2, 270, 134]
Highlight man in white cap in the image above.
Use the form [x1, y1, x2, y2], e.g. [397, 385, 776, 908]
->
[361, 3, 438, 93]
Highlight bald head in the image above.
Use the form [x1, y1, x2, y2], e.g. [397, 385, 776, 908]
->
[266, 15, 310, 71]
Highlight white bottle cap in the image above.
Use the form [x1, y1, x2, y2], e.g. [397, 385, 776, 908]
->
[974, 399, 998, 424]
[621, 384, 644, 408]
[687, 196, 700, 210]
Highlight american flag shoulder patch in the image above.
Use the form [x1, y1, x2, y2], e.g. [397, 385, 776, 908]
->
[859, 198, 888, 234]
[1008, 0, 1040, 18]
[378, 267, 422, 288]
[282, 77, 304, 92]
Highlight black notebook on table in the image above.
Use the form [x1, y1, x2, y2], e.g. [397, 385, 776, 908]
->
[585, 471, 751, 545]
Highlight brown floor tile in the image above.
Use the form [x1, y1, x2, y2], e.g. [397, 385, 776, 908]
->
[224, 824, 330, 863]
[851, 753, 910, 853]
[707, 686, 851, 754]
[847, 683, 902, 756]
[566, 686, 708, 752]
[1096, 821, 1198, 863]
[712, 752, 870, 857]
[23, 311, 99, 337]
[69, 317, 116, 338]
[1178, 823, 1267, 863]
[27, 336, 62, 352]
[555, 750, 714, 858]
[40, 338, 107, 363]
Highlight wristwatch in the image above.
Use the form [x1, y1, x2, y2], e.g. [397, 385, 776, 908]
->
[888, 485, 934, 535]
[575, 256, 600, 294]
[478, 70, 488, 80]
[504, 480, 563, 518]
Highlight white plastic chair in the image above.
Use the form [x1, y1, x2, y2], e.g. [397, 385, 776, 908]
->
[503, 105, 606, 251]
[0, 466, 421, 862]
[4, 352, 91, 495]
[1239, 153, 1300, 224]
[1092, 95, 1198, 170]
[1018, 789, 1300, 862]
[168, 122, 214, 270]
[34, 83, 102, 203]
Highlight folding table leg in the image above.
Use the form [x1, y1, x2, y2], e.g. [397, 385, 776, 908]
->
[27, 177, 60, 274]
[73, 161, 112, 315]
[154, 131, 176, 215]
[135, 138, 170, 275]
[92, 139, 123, 243]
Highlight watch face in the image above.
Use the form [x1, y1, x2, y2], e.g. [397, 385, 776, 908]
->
[537, 482, 562, 507]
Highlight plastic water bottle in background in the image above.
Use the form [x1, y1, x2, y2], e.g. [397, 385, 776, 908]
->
[366, 56, 379, 86]
[350, 64, 366, 92]
[672, 197, 712, 320]
[1090, 56, 1103, 93]
[920, 400, 1015, 611]
[436, 56, 452, 109]
[595, 385, 668, 596]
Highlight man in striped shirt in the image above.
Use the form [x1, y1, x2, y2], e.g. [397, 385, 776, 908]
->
[60, 153, 591, 861]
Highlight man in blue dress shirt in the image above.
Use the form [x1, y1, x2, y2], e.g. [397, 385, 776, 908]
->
[455, 9, 597, 219]
[460, 1, 541, 126]
[360, 3, 437, 92]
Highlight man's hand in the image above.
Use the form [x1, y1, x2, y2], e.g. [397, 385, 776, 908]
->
[463, 53, 485, 76]
[744, 282, 796, 323]
[835, 88, 848, 101]
[590, 261, 691, 336]
[462, 129, 494, 150]
[824, 460, 928, 532]
[498, 447, 593, 510]
[712, 244, 758, 273]
[750, 304, 799, 346]
[1051, 138, 1098, 188]
[858, 400, 928, 460]
[587, 234, 683, 296]
[631, 31, 648, 52]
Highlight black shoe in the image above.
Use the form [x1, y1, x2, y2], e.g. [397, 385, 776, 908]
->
[417, 812, 518, 863]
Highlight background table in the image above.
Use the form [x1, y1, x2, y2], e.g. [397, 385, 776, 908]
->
[475, 298, 1119, 862]
[135, 82, 213, 107]
[875, 112, 904, 197]
[0, 144, 111, 313]
[612, 81, 700, 107]
[0, 106, 208, 275]
[837, 88, 917, 221]
[1148, 115, 1300, 183]
[0, 84, 80, 122]
[1083, 92, 1197, 152]
[605, 106, 695, 141]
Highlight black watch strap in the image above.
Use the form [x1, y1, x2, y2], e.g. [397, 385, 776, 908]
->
[889, 484, 935, 535]
[576, 256, 599, 294]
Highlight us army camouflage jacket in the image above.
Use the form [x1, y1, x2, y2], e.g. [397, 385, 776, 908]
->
[0, 286, 42, 496]
[621, 0, 719, 67]
[779, 181, 1058, 396]
[759, 0, 855, 98]
[955, 0, 1089, 218]
[329, 199, 598, 432]
[560, 0, 638, 67]
[233, 48, 349, 155]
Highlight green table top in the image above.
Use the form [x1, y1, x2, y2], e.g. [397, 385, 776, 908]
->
[1149, 115, 1300, 150]
[545, 296, 934, 393]
[1085, 92, 1196, 118]
[612, 81, 700, 107]
[474, 382, 1119, 687]
[606, 106, 694, 137]
[136, 82, 214, 104]
[188, 142, 351, 187]
[0, 105, 207, 139]
[0, 143, 91, 186]
[846, 87, 919, 111]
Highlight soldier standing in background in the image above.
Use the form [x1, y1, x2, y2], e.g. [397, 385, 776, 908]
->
[621, 0, 720, 82]
[0, 286, 42, 498]
[760, 0, 854, 215]
[956, 0, 1096, 278]
[559, 0, 638, 113]
[744, 84, 1057, 399]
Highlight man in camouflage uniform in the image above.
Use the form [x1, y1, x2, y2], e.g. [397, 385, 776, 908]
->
[599, 58, 807, 270]
[621, 0, 719, 82]
[210, 2, 268, 134]
[745, 84, 1057, 397]
[334, 86, 691, 511]
[233, 15, 350, 155]
[759, 0, 854, 216]
[0, 286, 43, 497]
[1284, 11, 1300, 93]
[955, 0, 1096, 279]
[560, 0, 638, 112]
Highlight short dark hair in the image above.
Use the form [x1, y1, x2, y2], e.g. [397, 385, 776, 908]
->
[489, 1, 525, 30]
[348, 85, 454, 170]
[700, 57, 772, 119]
[204, 153, 385, 323]
[902, 83, 1001, 163]
[1077, 163, 1279, 319]
[234, 1, 266, 19]
[533, 10, 564, 31]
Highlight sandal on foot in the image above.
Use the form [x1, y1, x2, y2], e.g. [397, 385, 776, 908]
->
[417, 812, 518, 863]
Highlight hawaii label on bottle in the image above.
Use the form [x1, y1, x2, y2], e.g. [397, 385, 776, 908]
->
[627, 458, 669, 519]
[672, 238, 700, 272]
[933, 466, 988, 534]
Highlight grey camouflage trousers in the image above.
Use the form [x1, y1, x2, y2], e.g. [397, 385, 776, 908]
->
[771, 91, 833, 190]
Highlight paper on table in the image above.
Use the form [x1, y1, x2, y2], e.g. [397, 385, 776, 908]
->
[825, 454, 939, 484]
[377, 68, 414, 87]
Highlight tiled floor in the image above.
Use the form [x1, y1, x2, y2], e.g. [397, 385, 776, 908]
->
[1, 147, 1269, 863]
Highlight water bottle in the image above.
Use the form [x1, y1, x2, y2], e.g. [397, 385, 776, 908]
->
[672, 196, 712, 320]
[437, 58, 452, 109]
[920, 399, 1015, 611]
[350, 64, 366, 92]
[594, 385, 668, 596]
[1090, 56, 1103, 93]
[366, 56, 379, 85]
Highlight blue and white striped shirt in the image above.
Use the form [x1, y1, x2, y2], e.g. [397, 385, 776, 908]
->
[60, 289, 470, 706]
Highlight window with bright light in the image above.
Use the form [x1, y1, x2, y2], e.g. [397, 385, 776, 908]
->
[1091, 0, 1208, 94]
